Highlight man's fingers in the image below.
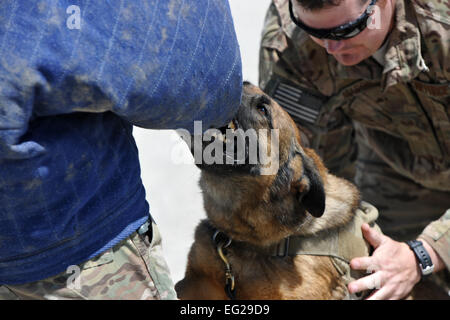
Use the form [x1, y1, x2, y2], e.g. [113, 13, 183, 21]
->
[348, 272, 383, 294]
[366, 287, 391, 300]
[350, 256, 373, 271]
[361, 223, 384, 249]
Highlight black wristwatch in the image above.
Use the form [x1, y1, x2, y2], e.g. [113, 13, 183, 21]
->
[406, 240, 434, 277]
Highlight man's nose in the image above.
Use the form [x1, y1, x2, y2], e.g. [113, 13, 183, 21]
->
[324, 39, 345, 53]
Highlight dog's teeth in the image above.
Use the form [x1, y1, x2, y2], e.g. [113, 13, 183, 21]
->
[228, 120, 236, 131]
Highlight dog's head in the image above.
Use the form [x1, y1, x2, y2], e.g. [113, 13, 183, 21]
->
[191, 82, 328, 245]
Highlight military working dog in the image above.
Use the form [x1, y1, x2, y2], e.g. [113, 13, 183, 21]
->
[175, 82, 437, 300]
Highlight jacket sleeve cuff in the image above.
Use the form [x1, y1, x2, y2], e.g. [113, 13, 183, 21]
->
[419, 209, 450, 272]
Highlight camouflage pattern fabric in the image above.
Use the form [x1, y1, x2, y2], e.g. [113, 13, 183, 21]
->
[0, 222, 177, 300]
[355, 137, 450, 242]
[259, 0, 450, 275]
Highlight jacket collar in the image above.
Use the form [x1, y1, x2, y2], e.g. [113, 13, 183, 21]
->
[379, 0, 429, 89]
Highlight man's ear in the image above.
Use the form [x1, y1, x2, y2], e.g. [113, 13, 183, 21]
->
[292, 151, 326, 218]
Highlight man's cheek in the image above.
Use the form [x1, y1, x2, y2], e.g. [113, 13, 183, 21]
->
[310, 35, 325, 48]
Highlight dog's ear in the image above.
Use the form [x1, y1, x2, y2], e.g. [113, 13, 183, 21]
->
[292, 151, 326, 218]
[301, 161, 326, 217]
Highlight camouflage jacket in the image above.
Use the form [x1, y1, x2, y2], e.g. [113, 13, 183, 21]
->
[259, 0, 450, 270]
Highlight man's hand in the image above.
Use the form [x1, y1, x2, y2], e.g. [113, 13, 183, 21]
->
[347, 223, 421, 300]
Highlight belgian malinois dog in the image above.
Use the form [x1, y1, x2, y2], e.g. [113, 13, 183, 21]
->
[175, 82, 445, 300]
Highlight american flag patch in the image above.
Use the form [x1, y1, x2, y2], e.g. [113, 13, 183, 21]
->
[271, 81, 326, 125]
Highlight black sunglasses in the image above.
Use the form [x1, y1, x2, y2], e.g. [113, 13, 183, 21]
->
[289, 0, 378, 41]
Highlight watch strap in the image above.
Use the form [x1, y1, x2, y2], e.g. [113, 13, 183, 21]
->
[406, 240, 434, 277]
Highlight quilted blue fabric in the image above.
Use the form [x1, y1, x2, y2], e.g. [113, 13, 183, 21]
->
[0, 0, 242, 284]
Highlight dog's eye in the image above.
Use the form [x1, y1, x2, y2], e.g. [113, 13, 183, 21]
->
[255, 96, 271, 117]
[256, 104, 268, 117]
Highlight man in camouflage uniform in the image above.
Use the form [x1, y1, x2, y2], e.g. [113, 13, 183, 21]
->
[259, 0, 449, 299]
[0, 221, 177, 300]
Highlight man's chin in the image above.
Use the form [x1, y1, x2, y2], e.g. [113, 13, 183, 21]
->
[334, 53, 365, 66]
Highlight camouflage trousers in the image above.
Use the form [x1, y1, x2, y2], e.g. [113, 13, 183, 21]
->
[0, 221, 177, 300]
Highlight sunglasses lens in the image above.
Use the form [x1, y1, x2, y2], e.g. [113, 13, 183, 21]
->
[289, 0, 376, 40]
[334, 28, 361, 39]
[344, 28, 361, 38]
